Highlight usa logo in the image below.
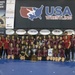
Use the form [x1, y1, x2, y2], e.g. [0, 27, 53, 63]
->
[20, 5, 44, 21]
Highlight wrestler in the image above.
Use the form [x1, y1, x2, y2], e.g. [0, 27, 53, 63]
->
[37, 46, 42, 61]
[7, 43, 14, 59]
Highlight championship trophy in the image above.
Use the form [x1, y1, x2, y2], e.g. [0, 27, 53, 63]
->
[31, 49, 37, 61]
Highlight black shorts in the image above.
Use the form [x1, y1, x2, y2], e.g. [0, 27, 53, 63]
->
[14, 55, 19, 59]
[42, 57, 47, 61]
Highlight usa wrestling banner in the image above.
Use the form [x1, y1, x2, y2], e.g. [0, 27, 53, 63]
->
[15, 0, 75, 29]
[0, 0, 6, 28]
[6, 0, 16, 29]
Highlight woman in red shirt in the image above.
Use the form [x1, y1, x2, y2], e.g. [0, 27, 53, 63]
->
[0, 37, 3, 58]
[64, 36, 71, 61]
[3, 37, 9, 58]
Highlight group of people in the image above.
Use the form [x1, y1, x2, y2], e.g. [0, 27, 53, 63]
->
[0, 33, 75, 62]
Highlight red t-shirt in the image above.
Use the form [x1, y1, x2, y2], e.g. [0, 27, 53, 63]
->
[0, 41, 2, 48]
[64, 40, 70, 49]
[63, 35, 71, 41]
[1, 37, 6, 43]
[4, 40, 9, 49]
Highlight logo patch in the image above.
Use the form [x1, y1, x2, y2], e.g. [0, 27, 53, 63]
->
[20, 5, 44, 21]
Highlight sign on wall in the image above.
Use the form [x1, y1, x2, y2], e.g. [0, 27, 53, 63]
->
[0, 0, 6, 28]
[6, 0, 16, 29]
[15, 0, 75, 29]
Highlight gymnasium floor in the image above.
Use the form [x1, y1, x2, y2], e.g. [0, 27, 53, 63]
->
[0, 59, 75, 75]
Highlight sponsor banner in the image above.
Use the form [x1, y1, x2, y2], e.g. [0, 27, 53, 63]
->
[64, 29, 75, 35]
[20, 5, 72, 21]
[6, 0, 16, 29]
[52, 29, 63, 35]
[0, 0, 6, 28]
[15, 0, 75, 29]
[40, 29, 50, 35]
[16, 29, 26, 35]
[28, 29, 38, 35]
[6, 29, 14, 35]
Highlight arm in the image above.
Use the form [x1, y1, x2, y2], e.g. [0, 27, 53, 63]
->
[68, 41, 71, 49]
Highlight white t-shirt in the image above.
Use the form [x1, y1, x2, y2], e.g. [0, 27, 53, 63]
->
[48, 48, 53, 56]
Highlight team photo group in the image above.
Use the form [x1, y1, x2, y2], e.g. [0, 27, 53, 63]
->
[0, 32, 75, 62]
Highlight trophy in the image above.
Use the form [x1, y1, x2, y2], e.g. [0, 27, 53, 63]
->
[33, 49, 36, 55]
[31, 49, 37, 61]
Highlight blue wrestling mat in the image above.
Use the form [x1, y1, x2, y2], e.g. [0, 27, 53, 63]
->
[0, 60, 75, 75]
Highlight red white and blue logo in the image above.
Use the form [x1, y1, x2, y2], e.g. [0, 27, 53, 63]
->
[20, 5, 44, 21]
[20, 5, 72, 21]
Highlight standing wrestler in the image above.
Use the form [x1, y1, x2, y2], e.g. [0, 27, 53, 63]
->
[3, 37, 9, 58]
[47, 35, 53, 48]
[0, 37, 2, 58]
[71, 34, 75, 61]
[64, 35, 71, 61]
[10, 36, 16, 47]
[1, 35, 6, 58]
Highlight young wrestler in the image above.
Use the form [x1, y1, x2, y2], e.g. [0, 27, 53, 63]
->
[71, 34, 75, 61]
[64, 35, 71, 61]
[25, 46, 32, 60]
[53, 45, 58, 62]
[42, 35, 47, 44]
[59, 36, 64, 47]
[16, 37, 21, 44]
[25, 42, 28, 47]
[1, 35, 6, 43]
[7, 43, 14, 59]
[25, 36, 29, 43]
[10, 36, 16, 47]
[38, 36, 42, 46]
[14, 44, 20, 59]
[35, 36, 39, 43]
[58, 44, 65, 62]
[47, 45, 53, 61]
[36, 42, 39, 49]
[37, 46, 42, 61]
[29, 36, 35, 46]
[0, 37, 2, 58]
[52, 36, 56, 48]
[3, 37, 9, 58]
[1, 35, 6, 58]
[53, 35, 60, 46]
[42, 46, 48, 61]
[19, 46, 25, 60]
[21, 36, 25, 40]
[58, 44, 62, 62]
[6, 35, 10, 42]
[21, 39, 25, 47]
[47, 35, 53, 47]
